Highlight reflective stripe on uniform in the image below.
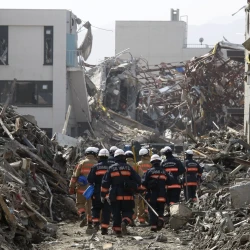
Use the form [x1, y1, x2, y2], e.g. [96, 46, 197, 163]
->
[80, 163, 95, 175]
[116, 196, 134, 201]
[81, 168, 92, 175]
[138, 185, 146, 190]
[157, 197, 166, 202]
[166, 184, 181, 189]
[122, 217, 131, 223]
[186, 167, 198, 172]
[151, 174, 167, 180]
[96, 170, 107, 176]
[165, 168, 178, 172]
[112, 226, 121, 231]
[77, 208, 85, 214]
[77, 189, 85, 194]
[183, 182, 197, 186]
[101, 187, 109, 192]
[70, 177, 77, 183]
[139, 218, 145, 223]
[101, 223, 109, 229]
[111, 170, 131, 177]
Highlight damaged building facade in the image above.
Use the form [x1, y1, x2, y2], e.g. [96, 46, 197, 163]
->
[88, 40, 244, 136]
[0, 9, 91, 137]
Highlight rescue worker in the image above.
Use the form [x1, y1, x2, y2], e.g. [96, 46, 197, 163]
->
[161, 146, 185, 205]
[183, 150, 203, 202]
[109, 146, 118, 164]
[69, 147, 98, 228]
[101, 149, 141, 236]
[137, 148, 152, 224]
[142, 154, 173, 232]
[87, 149, 112, 235]
[125, 151, 143, 223]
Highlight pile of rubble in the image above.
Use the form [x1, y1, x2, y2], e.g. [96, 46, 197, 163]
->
[87, 41, 244, 136]
[170, 127, 250, 250]
[0, 105, 78, 250]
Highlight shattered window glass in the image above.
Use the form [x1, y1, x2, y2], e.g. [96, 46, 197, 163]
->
[44, 27, 53, 65]
[0, 81, 53, 106]
[15, 82, 37, 105]
[0, 26, 8, 65]
[37, 82, 53, 105]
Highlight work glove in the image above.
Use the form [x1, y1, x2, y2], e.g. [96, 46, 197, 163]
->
[69, 187, 75, 195]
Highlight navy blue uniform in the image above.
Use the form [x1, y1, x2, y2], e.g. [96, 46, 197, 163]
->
[108, 156, 115, 166]
[87, 160, 111, 230]
[183, 157, 203, 201]
[101, 161, 141, 233]
[161, 155, 185, 205]
[142, 162, 172, 230]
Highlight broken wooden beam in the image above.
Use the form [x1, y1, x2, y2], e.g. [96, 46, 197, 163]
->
[234, 158, 250, 167]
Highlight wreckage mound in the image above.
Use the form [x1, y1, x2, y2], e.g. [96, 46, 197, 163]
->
[0, 106, 77, 249]
[173, 128, 250, 250]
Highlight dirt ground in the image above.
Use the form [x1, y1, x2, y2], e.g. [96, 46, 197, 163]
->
[36, 220, 189, 250]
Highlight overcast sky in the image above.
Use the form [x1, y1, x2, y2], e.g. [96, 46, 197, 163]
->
[1, 0, 246, 25]
[1, 0, 247, 63]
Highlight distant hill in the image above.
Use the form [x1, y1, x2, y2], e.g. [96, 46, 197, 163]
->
[81, 17, 244, 64]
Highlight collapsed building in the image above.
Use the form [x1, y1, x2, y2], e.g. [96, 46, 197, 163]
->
[86, 41, 244, 137]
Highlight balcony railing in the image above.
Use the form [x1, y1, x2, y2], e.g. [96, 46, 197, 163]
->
[66, 50, 84, 68]
[183, 44, 214, 49]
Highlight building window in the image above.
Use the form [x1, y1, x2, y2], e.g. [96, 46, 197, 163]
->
[0, 81, 53, 106]
[0, 26, 8, 65]
[44, 26, 53, 65]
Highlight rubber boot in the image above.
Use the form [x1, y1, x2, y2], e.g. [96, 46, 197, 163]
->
[93, 223, 100, 231]
[101, 228, 108, 235]
[80, 213, 86, 227]
[157, 218, 164, 231]
[121, 221, 128, 235]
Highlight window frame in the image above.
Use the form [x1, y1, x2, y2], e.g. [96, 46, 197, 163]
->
[0, 80, 53, 107]
[44, 26, 53, 65]
[0, 26, 9, 66]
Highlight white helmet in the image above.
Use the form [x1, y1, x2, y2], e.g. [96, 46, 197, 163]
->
[139, 148, 149, 156]
[110, 146, 118, 153]
[163, 146, 172, 153]
[114, 149, 125, 157]
[125, 150, 133, 155]
[98, 149, 109, 157]
[125, 150, 134, 157]
[85, 147, 97, 155]
[185, 149, 193, 155]
[150, 154, 161, 163]
[93, 147, 99, 153]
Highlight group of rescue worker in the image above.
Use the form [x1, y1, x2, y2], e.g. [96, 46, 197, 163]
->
[69, 145, 203, 236]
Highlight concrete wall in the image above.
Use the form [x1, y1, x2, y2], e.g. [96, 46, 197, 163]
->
[0, 9, 68, 134]
[18, 107, 53, 128]
[116, 21, 211, 64]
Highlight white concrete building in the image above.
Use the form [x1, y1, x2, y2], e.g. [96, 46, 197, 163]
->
[116, 9, 212, 65]
[0, 9, 90, 137]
